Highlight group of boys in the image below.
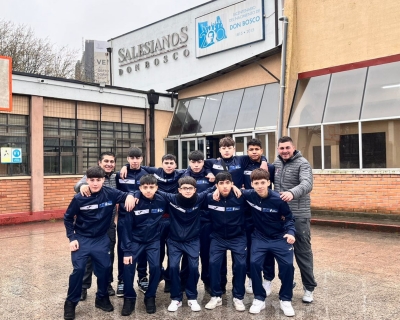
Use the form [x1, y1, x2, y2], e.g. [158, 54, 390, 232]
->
[63, 136, 317, 319]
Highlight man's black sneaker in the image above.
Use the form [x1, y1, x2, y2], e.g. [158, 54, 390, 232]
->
[138, 277, 149, 293]
[121, 298, 136, 316]
[144, 296, 156, 314]
[95, 296, 114, 312]
[164, 280, 171, 293]
[64, 300, 76, 320]
[80, 288, 87, 301]
[204, 283, 211, 294]
[107, 284, 115, 296]
[116, 281, 124, 297]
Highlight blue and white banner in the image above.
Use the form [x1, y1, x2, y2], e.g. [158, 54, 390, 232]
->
[195, 0, 264, 58]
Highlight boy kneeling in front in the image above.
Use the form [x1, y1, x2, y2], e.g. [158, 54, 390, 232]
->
[243, 168, 296, 317]
[120, 174, 167, 316]
[63, 166, 136, 320]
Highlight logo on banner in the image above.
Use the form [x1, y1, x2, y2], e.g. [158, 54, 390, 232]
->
[198, 16, 227, 49]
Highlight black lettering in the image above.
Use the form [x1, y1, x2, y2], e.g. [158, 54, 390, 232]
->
[119, 69, 123, 75]
[173, 52, 178, 60]
[135, 64, 140, 71]
[118, 48, 126, 63]
[145, 61, 150, 68]
[154, 58, 159, 66]
[155, 39, 162, 52]
[171, 33, 180, 46]
[143, 42, 150, 55]
[162, 35, 170, 49]
[125, 49, 132, 61]
[183, 49, 190, 57]
[163, 55, 168, 63]
[150, 40, 155, 53]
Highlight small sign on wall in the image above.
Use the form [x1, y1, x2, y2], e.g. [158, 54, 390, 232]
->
[1, 147, 22, 163]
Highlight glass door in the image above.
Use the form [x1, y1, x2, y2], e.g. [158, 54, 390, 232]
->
[255, 131, 276, 162]
[179, 138, 206, 169]
[233, 134, 253, 156]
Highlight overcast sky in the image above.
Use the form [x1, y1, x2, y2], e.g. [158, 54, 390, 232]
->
[1, 0, 210, 53]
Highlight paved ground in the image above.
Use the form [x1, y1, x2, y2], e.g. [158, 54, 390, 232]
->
[0, 221, 399, 320]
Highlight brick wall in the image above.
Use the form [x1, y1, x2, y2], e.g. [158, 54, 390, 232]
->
[0, 179, 30, 214]
[312, 174, 400, 214]
[44, 177, 78, 210]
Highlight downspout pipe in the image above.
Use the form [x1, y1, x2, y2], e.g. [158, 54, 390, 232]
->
[277, 16, 288, 139]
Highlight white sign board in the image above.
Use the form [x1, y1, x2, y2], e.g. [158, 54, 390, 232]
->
[0, 56, 12, 111]
[93, 41, 110, 84]
[196, 0, 264, 58]
[1, 147, 22, 163]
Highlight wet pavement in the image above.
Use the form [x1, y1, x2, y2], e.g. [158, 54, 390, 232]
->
[0, 221, 399, 320]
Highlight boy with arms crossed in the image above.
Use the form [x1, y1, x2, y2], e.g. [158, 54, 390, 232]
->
[63, 166, 136, 320]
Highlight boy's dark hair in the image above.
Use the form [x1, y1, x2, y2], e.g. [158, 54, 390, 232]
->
[250, 168, 270, 182]
[139, 174, 158, 186]
[247, 138, 263, 149]
[128, 147, 142, 158]
[215, 171, 233, 184]
[188, 150, 204, 161]
[278, 136, 294, 145]
[162, 154, 177, 163]
[178, 176, 197, 188]
[86, 166, 106, 178]
[99, 151, 116, 162]
[219, 136, 235, 148]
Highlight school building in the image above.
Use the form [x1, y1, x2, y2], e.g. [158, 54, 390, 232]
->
[1, 0, 400, 224]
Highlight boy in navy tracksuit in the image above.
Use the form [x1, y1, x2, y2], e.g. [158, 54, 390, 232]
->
[120, 154, 186, 291]
[205, 171, 248, 312]
[120, 174, 167, 316]
[63, 166, 136, 320]
[157, 176, 214, 312]
[243, 139, 276, 295]
[242, 169, 296, 317]
[204, 137, 268, 293]
[115, 147, 150, 296]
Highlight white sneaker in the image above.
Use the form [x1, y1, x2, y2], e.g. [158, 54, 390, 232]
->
[262, 279, 272, 296]
[249, 298, 265, 314]
[167, 300, 182, 312]
[245, 278, 253, 294]
[233, 297, 246, 311]
[188, 299, 201, 311]
[205, 296, 222, 310]
[280, 300, 295, 317]
[302, 289, 314, 303]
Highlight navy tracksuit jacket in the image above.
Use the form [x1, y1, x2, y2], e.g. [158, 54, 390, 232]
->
[120, 192, 167, 299]
[158, 188, 212, 300]
[115, 167, 149, 280]
[206, 190, 247, 299]
[64, 186, 131, 304]
[242, 189, 296, 301]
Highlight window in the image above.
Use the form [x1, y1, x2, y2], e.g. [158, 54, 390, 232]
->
[289, 62, 400, 169]
[0, 114, 30, 176]
[168, 100, 189, 136]
[235, 85, 264, 131]
[181, 97, 205, 135]
[213, 89, 244, 133]
[197, 94, 222, 134]
[43, 115, 145, 175]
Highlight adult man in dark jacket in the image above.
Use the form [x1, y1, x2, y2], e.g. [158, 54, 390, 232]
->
[273, 136, 317, 303]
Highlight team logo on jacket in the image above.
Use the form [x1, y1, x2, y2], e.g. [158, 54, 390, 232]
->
[80, 204, 98, 210]
[154, 174, 173, 183]
[151, 208, 164, 213]
[134, 209, 149, 215]
[119, 179, 139, 185]
[99, 201, 113, 208]
[225, 206, 240, 212]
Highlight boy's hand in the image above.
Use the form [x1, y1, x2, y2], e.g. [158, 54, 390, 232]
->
[69, 240, 79, 251]
[124, 256, 133, 265]
[125, 195, 138, 211]
[232, 185, 242, 198]
[80, 185, 91, 197]
[280, 191, 293, 202]
[120, 166, 128, 179]
[212, 188, 220, 201]
[206, 172, 215, 183]
[260, 161, 269, 171]
[284, 234, 295, 244]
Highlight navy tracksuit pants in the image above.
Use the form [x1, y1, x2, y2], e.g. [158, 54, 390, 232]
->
[123, 240, 160, 299]
[250, 234, 294, 301]
[209, 233, 246, 299]
[199, 222, 227, 289]
[167, 238, 200, 301]
[67, 234, 111, 304]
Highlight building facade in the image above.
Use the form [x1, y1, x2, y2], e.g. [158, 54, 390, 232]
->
[0, 73, 173, 224]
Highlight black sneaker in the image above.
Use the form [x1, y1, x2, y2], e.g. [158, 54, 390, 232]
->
[116, 281, 124, 297]
[95, 296, 114, 312]
[164, 280, 171, 293]
[108, 284, 115, 296]
[144, 296, 156, 314]
[121, 298, 136, 316]
[80, 288, 87, 301]
[138, 277, 149, 294]
[64, 300, 76, 320]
